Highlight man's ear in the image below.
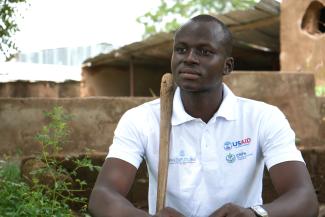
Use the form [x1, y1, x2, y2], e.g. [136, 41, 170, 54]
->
[223, 57, 234, 76]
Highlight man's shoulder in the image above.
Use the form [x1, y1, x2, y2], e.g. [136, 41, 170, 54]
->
[235, 96, 279, 115]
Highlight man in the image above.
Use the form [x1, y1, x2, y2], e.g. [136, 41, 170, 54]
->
[89, 15, 319, 217]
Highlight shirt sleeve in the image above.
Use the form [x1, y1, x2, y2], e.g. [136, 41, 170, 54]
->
[106, 107, 147, 169]
[259, 106, 304, 170]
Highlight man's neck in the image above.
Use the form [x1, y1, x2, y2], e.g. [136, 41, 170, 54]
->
[180, 85, 224, 123]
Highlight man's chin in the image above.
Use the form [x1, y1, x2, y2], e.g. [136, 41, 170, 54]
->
[179, 84, 203, 93]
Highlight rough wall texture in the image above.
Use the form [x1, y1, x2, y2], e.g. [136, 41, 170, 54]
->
[0, 81, 80, 97]
[0, 72, 323, 156]
[318, 97, 325, 140]
[81, 66, 130, 97]
[0, 97, 153, 156]
[21, 147, 325, 211]
[225, 72, 323, 145]
[280, 0, 325, 85]
[81, 64, 169, 97]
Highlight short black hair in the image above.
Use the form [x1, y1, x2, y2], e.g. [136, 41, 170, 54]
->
[176, 14, 233, 56]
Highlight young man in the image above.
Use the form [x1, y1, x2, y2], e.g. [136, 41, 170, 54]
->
[89, 15, 319, 217]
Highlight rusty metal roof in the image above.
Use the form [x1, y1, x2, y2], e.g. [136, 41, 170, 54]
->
[83, 0, 279, 68]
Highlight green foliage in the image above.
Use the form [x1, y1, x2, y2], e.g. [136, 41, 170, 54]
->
[0, 106, 100, 216]
[0, 161, 72, 216]
[0, 0, 28, 60]
[33, 106, 99, 215]
[137, 0, 259, 37]
[35, 106, 72, 157]
[316, 85, 325, 96]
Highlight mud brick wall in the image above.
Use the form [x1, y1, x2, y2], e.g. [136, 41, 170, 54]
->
[318, 97, 325, 140]
[224, 72, 323, 145]
[0, 97, 152, 156]
[32, 147, 324, 211]
[0, 80, 80, 98]
[0, 72, 323, 156]
[280, 0, 325, 84]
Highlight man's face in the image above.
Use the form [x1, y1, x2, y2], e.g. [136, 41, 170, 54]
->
[171, 21, 232, 93]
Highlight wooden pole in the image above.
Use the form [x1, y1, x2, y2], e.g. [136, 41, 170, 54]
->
[156, 73, 175, 213]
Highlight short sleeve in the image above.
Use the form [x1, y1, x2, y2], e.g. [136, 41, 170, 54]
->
[259, 106, 304, 170]
[107, 107, 147, 169]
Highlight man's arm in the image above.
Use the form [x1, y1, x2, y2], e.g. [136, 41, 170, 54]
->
[263, 160, 318, 217]
[88, 158, 185, 217]
[88, 158, 150, 217]
[209, 161, 319, 217]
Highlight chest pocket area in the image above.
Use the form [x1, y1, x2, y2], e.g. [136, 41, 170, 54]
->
[168, 149, 201, 197]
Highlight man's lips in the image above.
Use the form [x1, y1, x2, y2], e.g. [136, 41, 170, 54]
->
[179, 68, 201, 79]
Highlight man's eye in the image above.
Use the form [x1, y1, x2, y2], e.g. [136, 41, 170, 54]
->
[199, 49, 212, 56]
[175, 47, 187, 53]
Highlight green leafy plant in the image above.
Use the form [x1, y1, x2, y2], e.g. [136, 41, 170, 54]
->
[31, 106, 101, 215]
[0, 106, 100, 216]
[137, 0, 259, 38]
[0, 160, 72, 216]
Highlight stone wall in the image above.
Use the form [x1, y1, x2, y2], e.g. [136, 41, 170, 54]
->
[0, 81, 80, 97]
[281, 0, 325, 84]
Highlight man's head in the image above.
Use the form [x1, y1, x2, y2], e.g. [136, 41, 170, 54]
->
[171, 14, 234, 93]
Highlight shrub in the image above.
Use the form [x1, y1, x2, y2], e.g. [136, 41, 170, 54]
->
[1, 106, 99, 216]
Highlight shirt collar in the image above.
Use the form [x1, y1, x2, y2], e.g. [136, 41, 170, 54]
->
[171, 83, 237, 126]
[215, 83, 237, 121]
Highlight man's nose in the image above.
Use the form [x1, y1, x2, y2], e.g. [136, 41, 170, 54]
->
[184, 49, 199, 64]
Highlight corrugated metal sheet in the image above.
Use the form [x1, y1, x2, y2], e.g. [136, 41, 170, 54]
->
[83, 0, 279, 68]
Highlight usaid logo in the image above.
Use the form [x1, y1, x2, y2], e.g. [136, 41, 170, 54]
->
[224, 142, 232, 151]
[224, 138, 251, 150]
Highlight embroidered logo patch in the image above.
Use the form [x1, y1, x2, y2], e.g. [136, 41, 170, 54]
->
[224, 138, 251, 150]
[169, 150, 196, 165]
[226, 153, 236, 163]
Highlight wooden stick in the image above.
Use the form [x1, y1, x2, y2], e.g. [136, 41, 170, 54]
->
[156, 73, 175, 213]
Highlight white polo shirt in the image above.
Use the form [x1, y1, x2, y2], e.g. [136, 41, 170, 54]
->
[107, 84, 304, 217]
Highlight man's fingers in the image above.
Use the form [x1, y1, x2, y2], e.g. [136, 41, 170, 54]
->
[209, 203, 229, 217]
[209, 203, 255, 217]
[155, 207, 185, 217]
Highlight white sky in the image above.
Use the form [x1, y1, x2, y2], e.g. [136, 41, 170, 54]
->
[14, 0, 161, 52]
[12, 0, 283, 53]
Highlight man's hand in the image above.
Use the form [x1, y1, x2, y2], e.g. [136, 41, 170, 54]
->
[153, 207, 185, 217]
[209, 203, 256, 217]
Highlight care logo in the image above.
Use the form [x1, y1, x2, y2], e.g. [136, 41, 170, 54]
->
[224, 137, 251, 150]
[225, 153, 236, 163]
[236, 151, 247, 160]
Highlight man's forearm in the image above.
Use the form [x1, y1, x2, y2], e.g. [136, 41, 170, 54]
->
[263, 187, 319, 217]
[88, 186, 150, 217]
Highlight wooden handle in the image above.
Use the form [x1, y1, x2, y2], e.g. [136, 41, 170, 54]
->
[156, 73, 175, 213]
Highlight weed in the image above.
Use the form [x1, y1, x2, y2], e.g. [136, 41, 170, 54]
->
[0, 106, 100, 216]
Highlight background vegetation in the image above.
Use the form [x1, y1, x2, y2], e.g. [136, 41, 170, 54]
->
[0, 0, 29, 60]
[137, 0, 259, 37]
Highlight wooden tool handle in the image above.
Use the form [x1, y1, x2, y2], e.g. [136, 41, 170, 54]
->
[156, 73, 175, 213]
